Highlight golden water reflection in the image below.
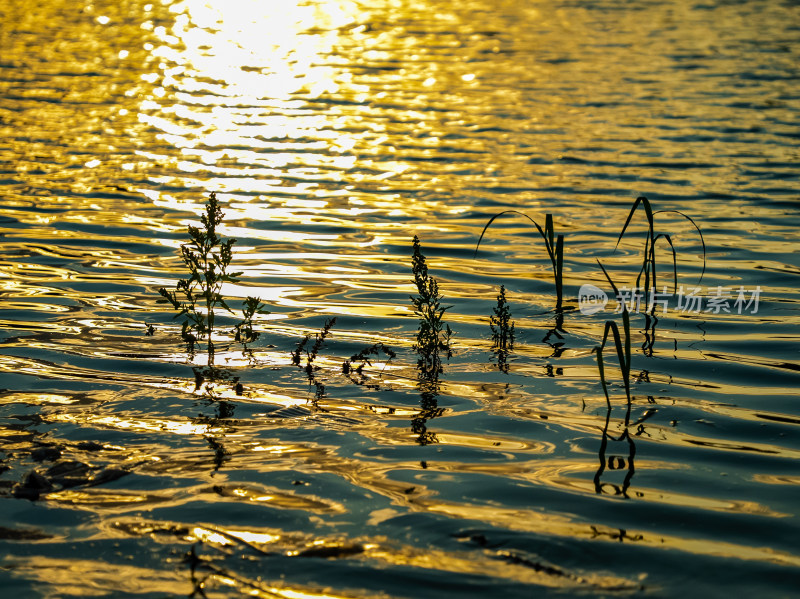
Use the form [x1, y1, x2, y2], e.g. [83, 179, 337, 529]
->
[3, 0, 800, 596]
[139, 0, 403, 208]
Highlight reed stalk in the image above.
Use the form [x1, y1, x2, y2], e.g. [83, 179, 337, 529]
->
[598, 196, 706, 315]
[475, 211, 564, 311]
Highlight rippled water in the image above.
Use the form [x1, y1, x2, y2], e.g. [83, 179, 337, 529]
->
[2, 0, 799, 596]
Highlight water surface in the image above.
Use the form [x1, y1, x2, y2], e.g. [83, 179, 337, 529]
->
[1, 0, 799, 597]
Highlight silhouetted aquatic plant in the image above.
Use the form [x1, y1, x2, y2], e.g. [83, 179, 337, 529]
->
[234, 296, 267, 345]
[234, 295, 269, 364]
[475, 211, 564, 311]
[407, 236, 453, 442]
[490, 285, 514, 372]
[342, 342, 397, 386]
[598, 195, 706, 315]
[291, 317, 337, 374]
[159, 192, 267, 365]
[411, 235, 453, 379]
[490, 285, 515, 351]
[292, 317, 337, 407]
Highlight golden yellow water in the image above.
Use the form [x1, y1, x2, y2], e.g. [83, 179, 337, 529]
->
[1, 0, 799, 597]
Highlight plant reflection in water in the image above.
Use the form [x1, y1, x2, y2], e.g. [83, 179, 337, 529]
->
[593, 392, 636, 498]
[190, 372, 238, 473]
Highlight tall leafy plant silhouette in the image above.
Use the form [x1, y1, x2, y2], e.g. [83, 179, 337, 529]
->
[160, 192, 267, 365]
[411, 235, 453, 379]
[490, 285, 515, 351]
[409, 236, 451, 444]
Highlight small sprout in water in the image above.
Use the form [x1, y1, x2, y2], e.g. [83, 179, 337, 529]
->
[234, 296, 269, 344]
[490, 285, 515, 352]
[292, 317, 337, 374]
[342, 342, 396, 385]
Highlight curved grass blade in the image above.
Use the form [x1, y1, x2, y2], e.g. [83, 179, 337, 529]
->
[596, 259, 620, 299]
[653, 233, 678, 293]
[654, 209, 707, 284]
[474, 210, 547, 258]
[474, 210, 563, 310]
[614, 196, 655, 252]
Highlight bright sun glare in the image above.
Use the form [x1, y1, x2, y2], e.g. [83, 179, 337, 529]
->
[138, 0, 369, 184]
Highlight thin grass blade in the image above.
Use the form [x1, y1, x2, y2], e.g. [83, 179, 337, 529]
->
[474, 210, 546, 257]
[654, 233, 678, 293]
[654, 209, 707, 284]
[555, 234, 564, 307]
[614, 196, 654, 251]
[597, 259, 620, 299]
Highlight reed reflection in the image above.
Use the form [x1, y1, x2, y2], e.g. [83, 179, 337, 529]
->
[543, 310, 566, 360]
[642, 313, 658, 357]
[593, 398, 636, 498]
